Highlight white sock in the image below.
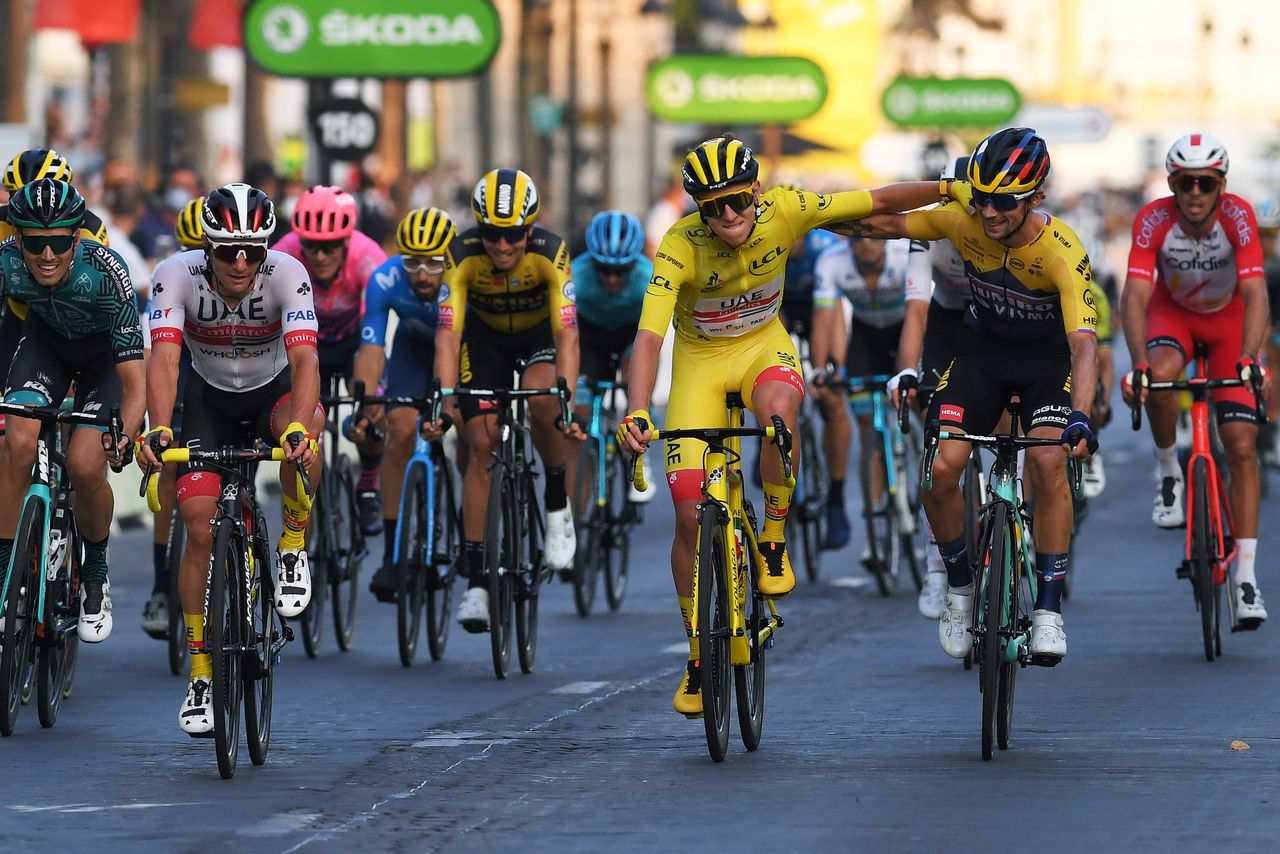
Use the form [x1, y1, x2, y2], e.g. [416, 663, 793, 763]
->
[950, 582, 975, 595]
[926, 520, 945, 576]
[1155, 445, 1180, 478]
[1234, 538, 1258, 588]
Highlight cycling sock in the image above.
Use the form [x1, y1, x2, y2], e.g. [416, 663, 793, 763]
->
[465, 540, 485, 589]
[926, 519, 945, 576]
[1233, 538, 1258, 588]
[1155, 444, 1180, 478]
[383, 518, 398, 566]
[185, 613, 212, 680]
[761, 480, 792, 542]
[938, 535, 972, 588]
[279, 488, 310, 552]
[153, 542, 167, 595]
[544, 465, 567, 511]
[358, 453, 381, 492]
[81, 536, 109, 584]
[828, 479, 845, 507]
[677, 595, 697, 659]
[1034, 552, 1069, 613]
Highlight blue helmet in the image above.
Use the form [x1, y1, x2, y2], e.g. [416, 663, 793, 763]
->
[585, 210, 645, 267]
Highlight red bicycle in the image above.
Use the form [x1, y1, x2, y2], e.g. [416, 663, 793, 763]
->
[1129, 345, 1267, 661]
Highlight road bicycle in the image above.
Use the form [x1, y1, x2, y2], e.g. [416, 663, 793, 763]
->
[141, 439, 308, 778]
[787, 330, 827, 581]
[438, 378, 571, 679]
[630, 395, 793, 762]
[0, 401, 122, 735]
[353, 385, 461, 666]
[922, 403, 1080, 760]
[571, 376, 637, 616]
[299, 373, 366, 657]
[836, 374, 926, 595]
[1129, 345, 1267, 661]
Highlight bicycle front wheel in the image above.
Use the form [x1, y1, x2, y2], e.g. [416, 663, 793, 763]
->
[861, 440, 900, 596]
[1191, 458, 1216, 662]
[243, 509, 276, 766]
[572, 442, 600, 617]
[515, 477, 542, 674]
[486, 471, 516, 680]
[300, 486, 328, 658]
[395, 462, 428, 667]
[166, 511, 187, 676]
[38, 516, 79, 728]
[697, 505, 732, 762]
[1, 501, 42, 736]
[604, 446, 631, 611]
[899, 420, 927, 592]
[427, 453, 459, 661]
[209, 521, 244, 779]
[734, 522, 766, 751]
[979, 502, 1009, 761]
[330, 456, 361, 652]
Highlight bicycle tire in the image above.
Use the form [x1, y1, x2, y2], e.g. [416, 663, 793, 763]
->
[486, 471, 516, 680]
[396, 462, 428, 667]
[58, 515, 82, 701]
[861, 440, 900, 596]
[997, 514, 1027, 750]
[1, 502, 42, 736]
[209, 520, 244, 779]
[979, 502, 1009, 761]
[426, 453, 458, 661]
[37, 514, 78, 729]
[963, 452, 984, 568]
[244, 509, 275, 766]
[300, 484, 328, 658]
[604, 447, 630, 611]
[166, 510, 187, 676]
[572, 443, 600, 617]
[1191, 457, 1215, 662]
[330, 457, 361, 652]
[797, 414, 825, 582]
[899, 420, 927, 592]
[697, 504, 732, 762]
[515, 477, 542, 674]
[996, 656, 1017, 750]
[734, 519, 766, 751]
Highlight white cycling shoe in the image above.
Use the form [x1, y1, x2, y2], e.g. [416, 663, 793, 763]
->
[78, 580, 113, 643]
[1029, 610, 1066, 662]
[918, 572, 947, 620]
[1152, 474, 1185, 528]
[141, 591, 169, 639]
[545, 506, 576, 571]
[1234, 583, 1268, 630]
[629, 455, 655, 504]
[456, 587, 489, 633]
[938, 587, 974, 658]
[274, 548, 312, 618]
[1081, 453, 1106, 499]
[179, 677, 214, 736]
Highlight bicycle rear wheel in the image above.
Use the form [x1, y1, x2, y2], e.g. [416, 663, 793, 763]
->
[427, 453, 458, 661]
[1190, 458, 1215, 662]
[796, 414, 825, 582]
[166, 511, 187, 676]
[515, 477, 542, 674]
[1, 502, 42, 736]
[572, 443, 600, 617]
[209, 521, 244, 779]
[37, 516, 79, 729]
[244, 510, 276, 766]
[604, 446, 631, 611]
[899, 420, 927, 592]
[861, 440, 900, 596]
[396, 463, 428, 667]
[329, 456, 361, 652]
[979, 502, 1009, 761]
[486, 471, 516, 679]
[300, 486, 328, 658]
[734, 523, 766, 751]
[697, 505, 731, 762]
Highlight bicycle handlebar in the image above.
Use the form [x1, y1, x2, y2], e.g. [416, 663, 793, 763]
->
[921, 422, 1082, 494]
[627, 415, 795, 494]
[426, 378, 573, 433]
[139, 445, 311, 514]
[0, 400, 128, 472]
[1128, 372, 1267, 430]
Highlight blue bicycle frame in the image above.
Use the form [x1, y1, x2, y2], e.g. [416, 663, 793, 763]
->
[393, 418, 437, 570]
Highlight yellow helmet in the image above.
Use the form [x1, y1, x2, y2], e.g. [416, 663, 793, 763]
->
[682, 134, 759, 197]
[471, 168, 540, 228]
[175, 197, 206, 249]
[3, 148, 74, 193]
[396, 207, 455, 256]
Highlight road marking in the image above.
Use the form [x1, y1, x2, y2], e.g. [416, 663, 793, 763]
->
[551, 681, 610, 694]
[829, 577, 873, 589]
[660, 642, 688, 655]
[412, 731, 513, 748]
[237, 812, 321, 836]
[10, 802, 202, 814]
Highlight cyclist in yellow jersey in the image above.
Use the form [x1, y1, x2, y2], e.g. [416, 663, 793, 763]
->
[426, 168, 584, 633]
[616, 134, 957, 716]
[854, 128, 1098, 664]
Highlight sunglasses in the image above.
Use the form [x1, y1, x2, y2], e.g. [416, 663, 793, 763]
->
[402, 255, 446, 274]
[594, 260, 635, 278]
[20, 234, 76, 255]
[970, 189, 1034, 212]
[208, 242, 268, 265]
[1174, 174, 1221, 194]
[696, 189, 755, 220]
[479, 224, 529, 244]
[300, 238, 347, 255]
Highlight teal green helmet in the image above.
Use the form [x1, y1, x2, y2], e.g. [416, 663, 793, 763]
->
[8, 178, 86, 229]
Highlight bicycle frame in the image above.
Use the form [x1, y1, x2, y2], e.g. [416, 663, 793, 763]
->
[582, 378, 624, 512]
[846, 375, 909, 518]
[979, 443, 1037, 663]
[1182, 367, 1237, 584]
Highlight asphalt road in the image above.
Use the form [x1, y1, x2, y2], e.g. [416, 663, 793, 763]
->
[4, 405, 1279, 853]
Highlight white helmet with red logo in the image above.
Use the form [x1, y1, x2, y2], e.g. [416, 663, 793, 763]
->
[1165, 132, 1229, 175]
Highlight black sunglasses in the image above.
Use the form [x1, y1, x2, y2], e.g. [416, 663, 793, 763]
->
[697, 189, 755, 220]
[209, 242, 269, 265]
[300, 238, 347, 254]
[20, 234, 76, 255]
[479, 224, 530, 244]
[594, 260, 635, 278]
[971, 189, 1031, 212]
[1174, 174, 1221, 194]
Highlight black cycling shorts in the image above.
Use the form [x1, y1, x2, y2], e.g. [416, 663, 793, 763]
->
[458, 317, 556, 422]
[5, 313, 124, 432]
[578, 316, 635, 383]
[178, 369, 292, 479]
[318, 334, 361, 380]
[386, 327, 435, 408]
[846, 316, 901, 380]
[928, 325, 1072, 435]
[918, 301, 967, 411]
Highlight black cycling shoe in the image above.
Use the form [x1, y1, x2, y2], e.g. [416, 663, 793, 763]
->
[368, 562, 397, 603]
[358, 491, 384, 536]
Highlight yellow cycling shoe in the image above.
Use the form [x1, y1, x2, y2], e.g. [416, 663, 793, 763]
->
[673, 659, 703, 718]
[756, 540, 795, 598]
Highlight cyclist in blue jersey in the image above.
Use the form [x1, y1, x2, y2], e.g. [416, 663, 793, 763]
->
[568, 211, 653, 502]
[779, 221, 842, 338]
[349, 207, 456, 601]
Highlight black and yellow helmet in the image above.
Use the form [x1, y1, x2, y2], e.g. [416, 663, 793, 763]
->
[397, 207, 455, 256]
[966, 127, 1050, 195]
[682, 134, 759, 197]
[175, 197, 205, 249]
[471, 168, 540, 228]
[3, 148, 74, 193]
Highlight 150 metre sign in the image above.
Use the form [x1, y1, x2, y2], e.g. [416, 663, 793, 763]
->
[244, 0, 502, 78]
[646, 55, 828, 124]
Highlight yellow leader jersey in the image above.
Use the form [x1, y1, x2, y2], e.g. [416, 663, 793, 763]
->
[439, 225, 575, 335]
[640, 187, 874, 343]
[904, 202, 1097, 346]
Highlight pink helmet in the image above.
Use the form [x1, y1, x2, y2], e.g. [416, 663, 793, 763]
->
[291, 185, 358, 240]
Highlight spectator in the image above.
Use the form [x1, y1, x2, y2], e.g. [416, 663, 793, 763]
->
[102, 181, 152, 302]
[131, 164, 203, 260]
[245, 160, 291, 243]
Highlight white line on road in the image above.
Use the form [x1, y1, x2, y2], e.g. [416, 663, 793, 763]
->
[551, 681, 610, 694]
[10, 802, 203, 814]
[238, 812, 322, 837]
[660, 642, 689, 654]
[412, 731, 513, 748]
[829, 577, 873, 589]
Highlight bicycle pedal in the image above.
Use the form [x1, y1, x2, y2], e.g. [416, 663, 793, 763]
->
[682, 712, 704, 721]
[1233, 618, 1263, 633]
[1029, 654, 1061, 668]
[1175, 562, 1192, 581]
[186, 730, 216, 740]
[281, 624, 295, 643]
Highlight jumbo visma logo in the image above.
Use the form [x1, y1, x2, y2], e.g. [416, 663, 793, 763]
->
[245, 0, 502, 78]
